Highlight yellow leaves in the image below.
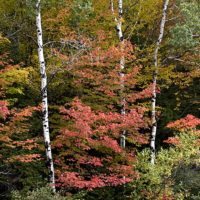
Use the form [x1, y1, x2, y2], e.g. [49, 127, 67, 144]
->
[0, 66, 30, 86]
[125, 0, 163, 32]
[0, 64, 35, 104]
[138, 0, 163, 21]
[0, 34, 10, 46]
[120, 18, 125, 23]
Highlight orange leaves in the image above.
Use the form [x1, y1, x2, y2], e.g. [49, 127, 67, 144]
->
[13, 138, 39, 150]
[8, 154, 41, 163]
[163, 137, 180, 145]
[73, 39, 134, 68]
[0, 105, 42, 165]
[0, 106, 40, 138]
[0, 135, 12, 143]
[13, 106, 41, 122]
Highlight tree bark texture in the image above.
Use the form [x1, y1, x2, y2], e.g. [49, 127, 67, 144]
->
[111, 0, 126, 149]
[118, 0, 126, 149]
[150, 0, 169, 165]
[36, 0, 56, 191]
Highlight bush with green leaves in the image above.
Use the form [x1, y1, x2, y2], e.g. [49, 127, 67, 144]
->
[11, 187, 67, 200]
[170, 1, 200, 49]
[130, 131, 200, 200]
[11, 186, 90, 200]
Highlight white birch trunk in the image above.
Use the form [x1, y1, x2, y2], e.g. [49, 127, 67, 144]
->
[111, 0, 126, 148]
[110, 0, 114, 14]
[36, 0, 55, 191]
[118, 0, 126, 149]
[150, 0, 169, 165]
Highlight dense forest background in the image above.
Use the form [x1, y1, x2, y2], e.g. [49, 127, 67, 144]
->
[0, 0, 200, 199]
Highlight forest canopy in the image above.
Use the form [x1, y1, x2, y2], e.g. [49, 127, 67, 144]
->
[0, 0, 200, 199]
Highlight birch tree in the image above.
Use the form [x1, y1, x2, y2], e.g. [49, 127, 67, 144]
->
[36, 0, 55, 191]
[150, 0, 169, 165]
[111, 0, 126, 149]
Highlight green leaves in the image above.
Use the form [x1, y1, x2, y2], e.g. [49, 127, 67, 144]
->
[170, 1, 200, 49]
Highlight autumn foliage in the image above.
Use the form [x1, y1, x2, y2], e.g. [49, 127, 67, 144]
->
[0, 100, 9, 119]
[167, 114, 200, 131]
[53, 98, 147, 190]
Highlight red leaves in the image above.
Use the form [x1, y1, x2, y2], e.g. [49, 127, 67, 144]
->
[164, 115, 200, 145]
[99, 136, 122, 153]
[167, 114, 200, 130]
[102, 175, 132, 186]
[0, 100, 10, 119]
[57, 172, 132, 190]
[78, 156, 103, 167]
[59, 98, 146, 142]
[55, 98, 147, 190]
[57, 172, 105, 189]
[127, 84, 153, 103]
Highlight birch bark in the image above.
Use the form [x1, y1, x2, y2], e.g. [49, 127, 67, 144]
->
[111, 0, 126, 149]
[150, 0, 169, 165]
[118, 0, 126, 149]
[36, 0, 55, 191]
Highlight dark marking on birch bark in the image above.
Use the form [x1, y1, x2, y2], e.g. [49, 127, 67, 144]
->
[150, 0, 169, 165]
[41, 74, 45, 78]
[44, 141, 49, 148]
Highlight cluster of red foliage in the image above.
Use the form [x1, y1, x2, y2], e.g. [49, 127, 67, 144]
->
[54, 98, 146, 190]
[54, 33, 152, 106]
[163, 137, 180, 145]
[167, 114, 200, 130]
[164, 114, 200, 145]
[0, 100, 10, 119]
[52, 31, 151, 190]
[127, 84, 153, 103]
[57, 172, 132, 190]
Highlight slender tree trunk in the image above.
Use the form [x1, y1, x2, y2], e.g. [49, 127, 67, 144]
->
[118, 0, 126, 149]
[150, 0, 169, 165]
[111, 0, 126, 149]
[36, 0, 55, 191]
[110, 0, 114, 13]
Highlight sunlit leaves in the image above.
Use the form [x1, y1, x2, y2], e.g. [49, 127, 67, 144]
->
[170, 1, 200, 49]
[167, 114, 200, 131]
[54, 98, 146, 190]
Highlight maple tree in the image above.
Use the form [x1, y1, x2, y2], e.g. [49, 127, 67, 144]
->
[54, 97, 148, 191]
